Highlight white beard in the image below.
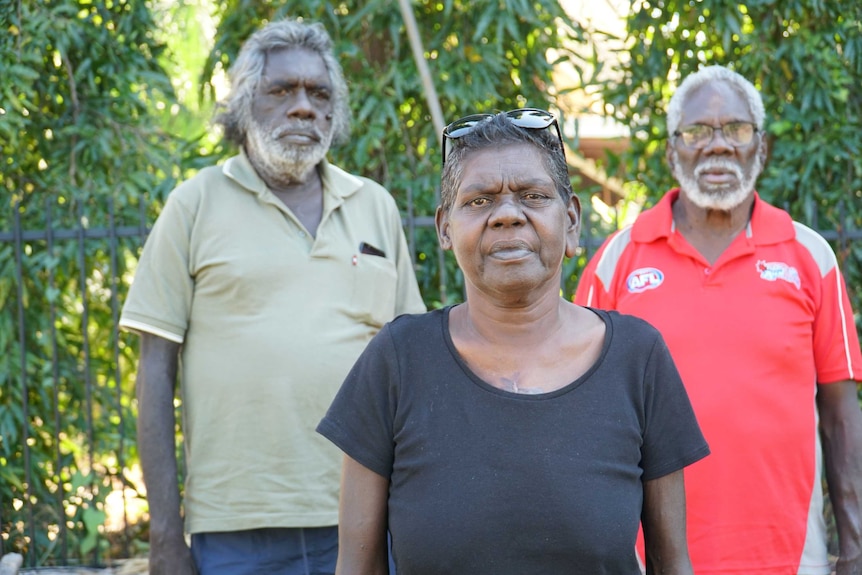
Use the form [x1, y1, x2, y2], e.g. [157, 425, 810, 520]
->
[246, 119, 332, 186]
[672, 151, 762, 211]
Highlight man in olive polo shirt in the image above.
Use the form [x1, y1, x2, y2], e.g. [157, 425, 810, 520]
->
[120, 19, 425, 575]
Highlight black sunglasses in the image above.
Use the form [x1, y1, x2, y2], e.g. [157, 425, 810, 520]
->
[441, 108, 566, 166]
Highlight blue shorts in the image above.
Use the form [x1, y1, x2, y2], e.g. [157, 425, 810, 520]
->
[191, 526, 338, 575]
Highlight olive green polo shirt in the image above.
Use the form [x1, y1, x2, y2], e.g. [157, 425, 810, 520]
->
[121, 152, 425, 533]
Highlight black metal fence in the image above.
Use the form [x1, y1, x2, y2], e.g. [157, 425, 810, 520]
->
[1, 194, 860, 568]
[1, 197, 154, 568]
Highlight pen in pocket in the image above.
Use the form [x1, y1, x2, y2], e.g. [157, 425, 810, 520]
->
[358, 242, 386, 258]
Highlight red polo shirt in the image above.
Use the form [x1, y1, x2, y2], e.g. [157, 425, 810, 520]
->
[575, 190, 862, 574]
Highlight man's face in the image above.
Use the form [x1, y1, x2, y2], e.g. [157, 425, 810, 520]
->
[246, 47, 335, 184]
[668, 82, 766, 211]
[435, 144, 580, 299]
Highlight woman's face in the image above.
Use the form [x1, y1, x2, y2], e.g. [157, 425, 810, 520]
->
[435, 143, 580, 300]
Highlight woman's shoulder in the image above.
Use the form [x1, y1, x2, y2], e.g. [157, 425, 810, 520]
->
[364, 308, 453, 373]
[389, 306, 446, 326]
[383, 307, 449, 345]
[586, 307, 664, 344]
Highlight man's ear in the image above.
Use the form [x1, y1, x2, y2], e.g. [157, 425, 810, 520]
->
[435, 206, 452, 250]
[666, 139, 675, 173]
[564, 195, 581, 259]
[757, 131, 768, 167]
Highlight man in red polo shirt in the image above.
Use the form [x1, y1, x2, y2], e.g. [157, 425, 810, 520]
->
[575, 65, 862, 574]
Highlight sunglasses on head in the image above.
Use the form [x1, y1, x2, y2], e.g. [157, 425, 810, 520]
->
[441, 108, 566, 166]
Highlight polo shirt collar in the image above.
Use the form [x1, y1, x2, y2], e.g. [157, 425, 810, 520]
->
[631, 188, 795, 246]
[222, 150, 363, 202]
[223, 150, 266, 194]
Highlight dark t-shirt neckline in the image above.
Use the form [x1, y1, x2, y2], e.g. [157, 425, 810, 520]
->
[438, 304, 613, 400]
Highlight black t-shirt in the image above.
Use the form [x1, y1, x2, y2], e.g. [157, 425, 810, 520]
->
[317, 306, 709, 575]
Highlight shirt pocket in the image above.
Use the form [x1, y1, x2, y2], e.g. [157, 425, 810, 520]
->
[348, 254, 398, 327]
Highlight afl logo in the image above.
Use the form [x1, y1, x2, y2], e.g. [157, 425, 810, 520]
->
[626, 267, 664, 293]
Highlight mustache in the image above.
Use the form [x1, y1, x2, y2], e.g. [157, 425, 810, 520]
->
[693, 158, 743, 179]
[266, 121, 325, 143]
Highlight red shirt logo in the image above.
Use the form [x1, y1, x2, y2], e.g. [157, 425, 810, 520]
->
[626, 267, 664, 293]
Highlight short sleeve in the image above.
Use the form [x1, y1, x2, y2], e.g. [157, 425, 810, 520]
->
[119, 192, 196, 342]
[316, 324, 400, 478]
[813, 265, 862, 384]
[640, 334, 710, 480]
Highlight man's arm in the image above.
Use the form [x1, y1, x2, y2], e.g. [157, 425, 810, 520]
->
[642, 469, 694, 575]
[336, 454, 389, 575]
[136, 332, 196, 575]
[817, 380, 862, 575]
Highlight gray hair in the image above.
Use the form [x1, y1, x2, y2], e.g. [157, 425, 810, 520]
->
[215, 19, 351, 147]
[440, 113, 573, 212]
[666, 65, 765, 135]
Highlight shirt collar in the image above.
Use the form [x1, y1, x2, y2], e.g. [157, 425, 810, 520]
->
[632, 188, 795, 246]
[222, 150, 364, 201]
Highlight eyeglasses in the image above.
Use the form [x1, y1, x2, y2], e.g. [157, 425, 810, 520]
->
[673, 122, 759, 149]
[441, 108, 565, 166]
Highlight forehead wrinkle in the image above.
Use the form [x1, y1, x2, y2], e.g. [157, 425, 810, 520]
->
[458, 178, 502, 196]
[458, 174, 552, 196]
[263, 48, 329, 78]
[509, 174, 555, 190]
[682, 85, 753, 127]
[263, 76, 330, 91]
[684, 114, 752, 127]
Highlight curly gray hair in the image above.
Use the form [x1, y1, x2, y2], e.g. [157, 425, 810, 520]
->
[215, 19, 351, 147]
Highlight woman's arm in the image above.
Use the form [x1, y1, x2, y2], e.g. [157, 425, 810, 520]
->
[642, 469, 693, 575]
[336, 454, 390, 575]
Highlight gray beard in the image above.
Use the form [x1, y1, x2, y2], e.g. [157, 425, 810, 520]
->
[246, 120, 332, 186]
[672, 151, 762, 211]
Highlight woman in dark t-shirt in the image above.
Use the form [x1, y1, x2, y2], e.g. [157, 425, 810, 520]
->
[317, 110, 709, 575]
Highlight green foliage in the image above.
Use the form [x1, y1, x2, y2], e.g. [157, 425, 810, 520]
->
[5, 0, 861, 567]
[594, 0, 862, 331]
[0, 0, 193, 565]
[200, 0, 591, 306]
